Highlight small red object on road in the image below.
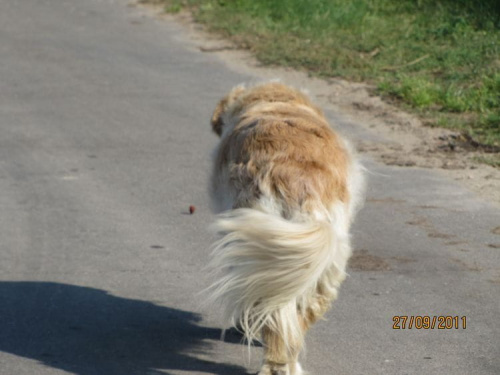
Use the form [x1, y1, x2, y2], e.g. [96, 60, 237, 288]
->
[189, 205, 196, 214]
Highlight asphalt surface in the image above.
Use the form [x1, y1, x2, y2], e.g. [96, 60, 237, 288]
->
[0, 1, 499, 374]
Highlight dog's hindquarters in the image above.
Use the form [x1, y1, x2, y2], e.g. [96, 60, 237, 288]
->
[207, 206, 352, 375]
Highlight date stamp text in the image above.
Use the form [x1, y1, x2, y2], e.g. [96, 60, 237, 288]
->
[393, 316, 467, 329]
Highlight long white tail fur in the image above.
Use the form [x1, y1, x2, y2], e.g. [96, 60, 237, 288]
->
[207, 207, 349, 352]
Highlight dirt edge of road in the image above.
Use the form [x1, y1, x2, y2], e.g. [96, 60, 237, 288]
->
[133, 2, 500, 206]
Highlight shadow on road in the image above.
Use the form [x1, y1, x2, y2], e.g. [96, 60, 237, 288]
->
[0, 281, 250, 375]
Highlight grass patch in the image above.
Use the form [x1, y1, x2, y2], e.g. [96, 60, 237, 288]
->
[146, 0, 499, 161]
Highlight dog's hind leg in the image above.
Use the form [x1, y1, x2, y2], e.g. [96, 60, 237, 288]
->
[262, 289, 337, 375]
[259, 324, 304, 375]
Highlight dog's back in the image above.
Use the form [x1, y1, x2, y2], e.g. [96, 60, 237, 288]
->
[208, 82, 364, 375]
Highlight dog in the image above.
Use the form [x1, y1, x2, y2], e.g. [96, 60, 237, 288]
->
[207, 82, 364, 375]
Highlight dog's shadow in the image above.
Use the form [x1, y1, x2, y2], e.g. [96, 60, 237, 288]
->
[0, 281, 251, 375]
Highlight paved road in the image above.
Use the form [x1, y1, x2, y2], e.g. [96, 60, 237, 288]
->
[0, 1, 499, 374]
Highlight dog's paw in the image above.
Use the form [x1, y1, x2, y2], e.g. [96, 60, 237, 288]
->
[292, 362, 305, 375]
[258, 363, 289, 375]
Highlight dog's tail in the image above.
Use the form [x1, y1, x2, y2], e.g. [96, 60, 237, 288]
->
[207, 207, 348, 351]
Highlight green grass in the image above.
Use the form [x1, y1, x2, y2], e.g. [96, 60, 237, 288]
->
[147, 0, 500, 159]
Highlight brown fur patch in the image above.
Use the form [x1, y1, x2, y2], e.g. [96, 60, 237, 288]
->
[212, 82, 349, 217]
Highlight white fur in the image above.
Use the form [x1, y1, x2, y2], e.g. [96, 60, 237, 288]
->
[206, 194, 358, 354]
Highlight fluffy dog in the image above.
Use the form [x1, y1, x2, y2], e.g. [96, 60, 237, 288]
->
[208, 82, 364, 375]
